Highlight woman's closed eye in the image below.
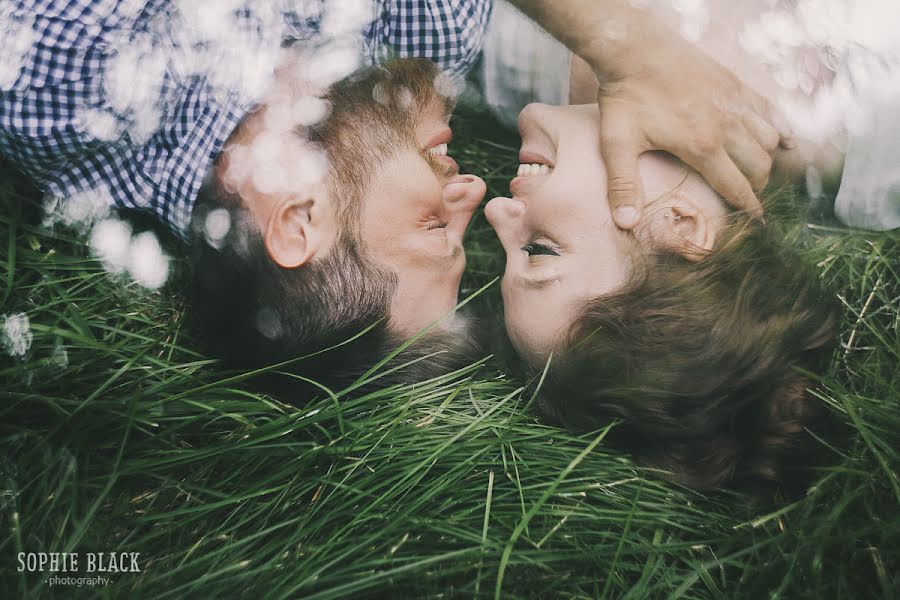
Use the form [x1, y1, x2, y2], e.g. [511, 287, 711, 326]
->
[427, 220, 448, 231]
[522, 242, 559, 256]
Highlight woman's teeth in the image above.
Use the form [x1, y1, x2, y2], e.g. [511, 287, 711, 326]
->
[517, 163, 551, 176]
[428, 143, 449, 156]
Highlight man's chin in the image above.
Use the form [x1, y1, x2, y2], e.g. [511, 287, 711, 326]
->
[389, 307, 469, 338]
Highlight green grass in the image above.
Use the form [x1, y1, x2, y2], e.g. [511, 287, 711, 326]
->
[1, 109, 898, 599]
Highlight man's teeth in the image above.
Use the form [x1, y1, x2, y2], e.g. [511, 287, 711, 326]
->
[517, 163, 551, 176]
[428, 143, 449, 156]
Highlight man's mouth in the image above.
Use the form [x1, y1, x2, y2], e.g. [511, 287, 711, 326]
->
[428, 142, 457, 169]
[429, 143, 449, 156]
[422, 127, 458, 170]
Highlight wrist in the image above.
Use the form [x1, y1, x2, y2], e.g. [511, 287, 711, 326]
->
[581, 16, 683, 81]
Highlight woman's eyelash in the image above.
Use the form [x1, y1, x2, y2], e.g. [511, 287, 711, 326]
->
[522, 242, 559, 256]
[427, 221, 448, 230]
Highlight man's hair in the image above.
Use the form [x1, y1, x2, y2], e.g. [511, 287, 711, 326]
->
[189, 58, 474, 396]
[534, 206, 842, 499]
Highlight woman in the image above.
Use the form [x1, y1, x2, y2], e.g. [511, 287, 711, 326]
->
[479, 1, 897, 495]
[485, 103, 840, 495]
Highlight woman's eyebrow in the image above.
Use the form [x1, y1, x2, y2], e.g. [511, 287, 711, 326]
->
[514, 272, 561, 290]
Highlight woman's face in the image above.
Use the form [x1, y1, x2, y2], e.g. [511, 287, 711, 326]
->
[485, 103, 727, 366]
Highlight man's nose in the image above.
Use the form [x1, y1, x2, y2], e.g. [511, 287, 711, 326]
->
[444, 174, 486, 212]
[443, 174, 486, 237]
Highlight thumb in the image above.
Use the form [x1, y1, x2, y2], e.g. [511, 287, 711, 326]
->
[600, 134, 645, 230]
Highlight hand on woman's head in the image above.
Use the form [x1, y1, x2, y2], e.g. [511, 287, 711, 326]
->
[594, 48, 784, 229]
[485, 103, 728, 365]
[518, 0, 789, 228]
[579, 6, 791, 229]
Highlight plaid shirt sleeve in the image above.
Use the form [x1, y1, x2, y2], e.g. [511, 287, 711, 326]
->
[0, 0, 492, 241]
[369, 0, 492, 82]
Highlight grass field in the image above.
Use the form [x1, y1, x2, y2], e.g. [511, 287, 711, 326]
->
[1, 109, 898, 599]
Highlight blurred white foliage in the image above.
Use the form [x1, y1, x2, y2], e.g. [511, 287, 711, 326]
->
[116, 0, 149, 19]
[75, 108, 123, 142]
[90, 218, 133, 273]
[89, 218, 170, 289]
[250, 131, 295, 195]
[433, 70, 461, 100]
[739, 0, 900, 142]
[104, 33, 166, 143]
[371, 81, 391, 106]
[128, 231, 170, 290]
[0, 8, 34, 90]
[263, 95, 331, 132]
[128, 106, 164, 146]
[166, 0, 287, 106]
[321, 0, 375, 37]
[303, 40, 363, 93]
[290, 96, 332, 127]
[252, 133, 329, 195]
[204, 208, 232, 249]
[279, 0, 321, 21]
[43, 188, 112, 229]
[175, 0, 245, 42]
[2, 313, 32, 358]
[105, 34, 166, 115]
[396, 86, 415, 111]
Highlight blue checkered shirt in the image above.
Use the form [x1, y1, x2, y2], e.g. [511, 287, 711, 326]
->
[0, 0, 492, 240]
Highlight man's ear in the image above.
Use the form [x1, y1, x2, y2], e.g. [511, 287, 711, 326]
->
[654, 200, 717, 262]
[263, 196, 327, 268]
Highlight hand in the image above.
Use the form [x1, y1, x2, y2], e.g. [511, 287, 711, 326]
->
[594, 33, 792, 229]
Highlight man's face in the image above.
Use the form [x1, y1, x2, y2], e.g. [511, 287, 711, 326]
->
[361, 94, 486, 334]
[222, 58, 486, 337]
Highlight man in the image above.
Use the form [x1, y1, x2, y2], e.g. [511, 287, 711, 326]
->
[0, 0, 492, 388]
[190, 56, 486, 388]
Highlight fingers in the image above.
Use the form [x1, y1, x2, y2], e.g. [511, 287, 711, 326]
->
[724, 123, 773, 191]
[745, 90, 797, 150]
[598, 108, 646, 229]
[682, 146, 763, 218]
[742, 111, 780, 154]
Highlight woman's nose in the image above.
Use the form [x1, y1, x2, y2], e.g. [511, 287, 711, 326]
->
[484, 196, 525, 228]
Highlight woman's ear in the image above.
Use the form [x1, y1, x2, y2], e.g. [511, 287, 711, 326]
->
[651, 199, 718, 262]
[263, 195, 330, 268]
